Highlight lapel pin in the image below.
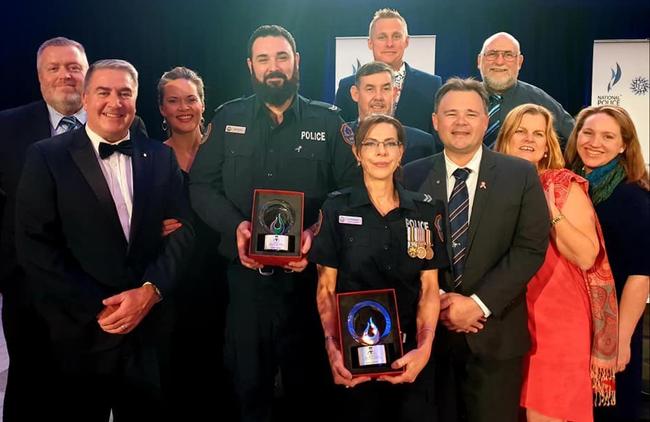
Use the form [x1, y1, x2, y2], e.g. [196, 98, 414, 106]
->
[479, 181, 487, 189]
[435, 179, 441, 184]
[143, 153, 147, 158]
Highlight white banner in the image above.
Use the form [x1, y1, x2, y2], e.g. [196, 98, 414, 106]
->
[335, 35, 436, 91]
[592, 39, 649, 165]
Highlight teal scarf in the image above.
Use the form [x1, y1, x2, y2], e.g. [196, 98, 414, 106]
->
[578, 158, 627, 205]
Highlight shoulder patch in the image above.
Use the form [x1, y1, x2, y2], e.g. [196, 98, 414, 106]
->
[340, 122, 355, 146]
[313, 209, 324, 237]
[434, 214, 445, 243]
[200, 122, 212, 144]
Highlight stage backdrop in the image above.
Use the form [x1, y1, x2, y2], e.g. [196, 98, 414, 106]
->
[591, 39, 649, 165]
[334, 35, 436, 91]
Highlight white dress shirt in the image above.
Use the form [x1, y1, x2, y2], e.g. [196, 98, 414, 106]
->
[443, 147, 492, 317]
[85, 126, 134, 241]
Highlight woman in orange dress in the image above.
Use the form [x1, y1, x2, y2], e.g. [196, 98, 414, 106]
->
[495, 104, 618, 422]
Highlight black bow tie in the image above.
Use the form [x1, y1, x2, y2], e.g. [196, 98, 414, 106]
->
[98, 140, 133, 159]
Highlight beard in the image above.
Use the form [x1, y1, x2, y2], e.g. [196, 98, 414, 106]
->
[481, 70, 517, 93]
[251, 67, 300, 106]
[47, 90, 83, 115]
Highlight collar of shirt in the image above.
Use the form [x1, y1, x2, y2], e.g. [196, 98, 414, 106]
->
[443, 146, 483, 218]
[348, 182, 417, 212]
[254, 93, 301, 122]
[47, 104, 87, 136]
[85, 125, 131, 158]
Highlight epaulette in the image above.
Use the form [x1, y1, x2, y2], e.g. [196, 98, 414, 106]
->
[308, 99, 340, 113]
[213, 96, 248, 114]
[328, 187, 353, 198]
[413, 192, 434, 203]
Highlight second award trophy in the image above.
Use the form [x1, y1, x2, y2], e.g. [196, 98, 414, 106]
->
[336, 289, 404, 377]
[249, 189, 304, 266]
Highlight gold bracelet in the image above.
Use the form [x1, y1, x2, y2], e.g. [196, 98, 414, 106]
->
[551, 214, 565, 226]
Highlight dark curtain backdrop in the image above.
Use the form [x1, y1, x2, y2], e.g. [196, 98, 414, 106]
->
[1, 0, 648, 141]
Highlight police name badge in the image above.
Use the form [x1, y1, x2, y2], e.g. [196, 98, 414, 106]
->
[336, 289, 404, 378]
[225, 125, 246, 134]
[339, 215, 362, 225]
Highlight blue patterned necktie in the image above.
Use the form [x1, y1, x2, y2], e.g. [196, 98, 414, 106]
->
[58, 116, 82, 133]
[484, 94, 502, 148]
[449, 167, 471, 287]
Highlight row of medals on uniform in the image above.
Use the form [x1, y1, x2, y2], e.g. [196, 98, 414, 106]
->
[407, 226, 434, 260]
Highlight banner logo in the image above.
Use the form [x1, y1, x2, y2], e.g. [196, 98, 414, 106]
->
[607, 63, 622, 92]
[630, 76, 649, 96]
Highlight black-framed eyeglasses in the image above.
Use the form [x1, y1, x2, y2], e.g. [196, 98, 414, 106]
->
[483, 50, 519, 62]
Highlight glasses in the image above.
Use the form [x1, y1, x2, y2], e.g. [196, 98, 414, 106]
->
[360, 140, 402, 150]
[483, 50, 519, 62]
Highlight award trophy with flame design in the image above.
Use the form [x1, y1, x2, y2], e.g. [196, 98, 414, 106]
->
[336, 289, 404, 377]
[250, 189, 304, 266]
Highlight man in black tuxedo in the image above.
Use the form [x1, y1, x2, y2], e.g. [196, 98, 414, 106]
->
[403, 78, 548, 422]
[346, 61, 441, 163]
[0, 37, 147, 420]
[15, 59, 192, 421]
[335, 8, 442, 134]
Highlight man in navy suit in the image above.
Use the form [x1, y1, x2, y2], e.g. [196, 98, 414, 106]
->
[0, 37, 147, 421]
[15, 59, 192, 421]
[346, 61, 441, 163]
[335, 8, 442, 134]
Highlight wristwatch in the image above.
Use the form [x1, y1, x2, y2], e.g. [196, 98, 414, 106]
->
[143, 281, 163, 302]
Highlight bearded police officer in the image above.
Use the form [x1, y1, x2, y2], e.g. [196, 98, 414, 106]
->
[189, 25, 360, 422]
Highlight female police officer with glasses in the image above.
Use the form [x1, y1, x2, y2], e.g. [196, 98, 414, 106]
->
[309, 114, 447, 422]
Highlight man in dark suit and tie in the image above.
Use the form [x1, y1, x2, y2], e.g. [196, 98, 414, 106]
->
[0, 37, 147, 420]
[403, 78, 549, 422]
[15, 59, 192, 421]
[345, 61, 441, 163]
[335, 8, 442, 134]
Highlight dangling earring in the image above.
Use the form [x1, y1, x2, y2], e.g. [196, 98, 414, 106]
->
[161, 118, 168, 132]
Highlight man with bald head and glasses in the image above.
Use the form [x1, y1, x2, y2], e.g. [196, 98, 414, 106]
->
[477, 32, 574, 148]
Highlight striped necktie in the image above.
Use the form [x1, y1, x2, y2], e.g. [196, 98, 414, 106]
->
[484, 94, 502, 148]
[58, 116, 81, 133]
[449, 167, 471, 287]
